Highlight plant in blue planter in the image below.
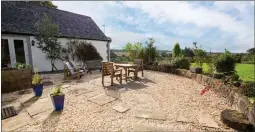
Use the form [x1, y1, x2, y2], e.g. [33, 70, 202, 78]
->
[50, 84, 65, 111]
[32, 67, 43, 96]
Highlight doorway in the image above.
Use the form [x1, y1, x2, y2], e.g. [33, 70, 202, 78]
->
[1, 36, 29, 68]
[1, 39, 10, 67]
[14, 40, 26, 64]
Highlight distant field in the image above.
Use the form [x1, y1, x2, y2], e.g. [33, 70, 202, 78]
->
[192, 63, 254, 82]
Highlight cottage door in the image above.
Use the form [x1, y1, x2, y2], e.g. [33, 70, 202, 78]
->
[1, 39, 11, 68]
[1, 36, 29, 68]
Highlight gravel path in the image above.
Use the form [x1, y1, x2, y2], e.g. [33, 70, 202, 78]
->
[2, 70, 233, 131]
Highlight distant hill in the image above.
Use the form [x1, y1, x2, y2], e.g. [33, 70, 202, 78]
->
[111, 49, 172, 57]
[111, 49, 171, 52]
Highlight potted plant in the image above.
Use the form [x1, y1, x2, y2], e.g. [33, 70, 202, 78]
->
[32, 67, 43, 96]
[50, 84, 65, 111]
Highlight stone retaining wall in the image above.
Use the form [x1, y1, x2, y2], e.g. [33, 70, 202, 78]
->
[2, 69, 32, 93]
[144, 65, 255, 126]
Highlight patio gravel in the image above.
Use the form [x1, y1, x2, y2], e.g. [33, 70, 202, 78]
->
[2, 70, 234, 131]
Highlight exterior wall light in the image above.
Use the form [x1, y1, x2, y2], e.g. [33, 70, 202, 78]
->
[31, 40, 35, 46]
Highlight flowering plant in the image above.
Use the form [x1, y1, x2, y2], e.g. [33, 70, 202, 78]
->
[200, 81, 221, 95]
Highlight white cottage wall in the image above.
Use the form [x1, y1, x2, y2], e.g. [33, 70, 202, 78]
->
[30, 36, 108, 72]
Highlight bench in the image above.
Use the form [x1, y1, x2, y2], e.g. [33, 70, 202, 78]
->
[85, 60, 102, 74]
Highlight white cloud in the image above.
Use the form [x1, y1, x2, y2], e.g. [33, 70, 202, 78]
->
[122, 1, 254, 51]
[213, 1, 249, 12]
[122, 1, 251, 35]
[53, 1, 254, 52]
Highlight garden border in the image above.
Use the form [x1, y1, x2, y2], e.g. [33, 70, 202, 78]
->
[2, 69, 32, 93]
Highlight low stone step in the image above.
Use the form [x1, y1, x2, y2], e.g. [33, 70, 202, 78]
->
[221, 109, 254, 132]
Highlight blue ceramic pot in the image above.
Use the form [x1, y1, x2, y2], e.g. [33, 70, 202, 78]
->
[32, 84, 43, 96]
[51, 94, 65, 111]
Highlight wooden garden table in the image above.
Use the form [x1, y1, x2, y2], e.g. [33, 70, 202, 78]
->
[114, 63, 138, 82]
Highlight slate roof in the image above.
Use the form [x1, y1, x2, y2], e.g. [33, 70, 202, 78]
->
[1, 1, 108, 41]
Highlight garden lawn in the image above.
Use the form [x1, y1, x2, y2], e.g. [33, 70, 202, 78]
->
[235, 64, 254, 82]
[191, 63, 254, 82]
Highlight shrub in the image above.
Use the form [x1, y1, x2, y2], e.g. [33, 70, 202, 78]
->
[158, 60, 171, 66]
[14, 62, 31, 70]
[75, 41, 102, 62]
[144, 38, 157, 63]
[241, 54, 254, 64]
[182, 47, 194, 58]
[241, 81, 255, 98]
[204, 56, 217, 75]
[171, 57, 190, 69]
[214, 50, 236, 73]
[152, 61, 158, 66]
[192, 42, 206, 67]
[15, 62, 24, 69]
[232, 54, 242, 63]
[185, 57, 194, 63]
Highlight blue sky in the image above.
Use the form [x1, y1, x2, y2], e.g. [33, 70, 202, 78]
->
[53, 1, 254, 53]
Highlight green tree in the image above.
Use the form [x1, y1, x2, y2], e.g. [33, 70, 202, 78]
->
[182, 47, 194, 57]
[75, 41, 102, 61]
[61, 39, 79, 61]
[247, 48, 255, 54]
[172, 42, 182, 58]
[192, 41, 206, 67]
[145, 37, 157, 63]
[124, 42, 135, 61]
[28, 1, 57, 8]
[161, 52, 168, 58]
[35, 13, 62, 72]
[134, 42, 143, 58]
[124, 42, 143, 61]
[110, 50, 117, 59]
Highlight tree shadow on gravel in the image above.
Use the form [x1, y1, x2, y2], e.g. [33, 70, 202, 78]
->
[103, 86, 121, 99]
[123, 81, 149, 90]
[21, 96, 40, 109]
[136, 77, 156, 84]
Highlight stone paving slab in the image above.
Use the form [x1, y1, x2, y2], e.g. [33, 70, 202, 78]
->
[26, 97, 54, 116]
[84, 91, 100, 98]
[176, 110, 197, 124]
[133, 124, 169, 132]
[2, 111, 36, 131]
[198, 111, 219, 128]
[18, 93, 48, 105]
[32, 109, 55, 123]
[176, 114, 194, 123]
[112, 104, 130, 113]
[134, 111, 166, 120]
[88, 94, 117, 106]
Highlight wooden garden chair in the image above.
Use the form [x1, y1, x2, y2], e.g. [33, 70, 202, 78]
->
[102, 62, 122, 86]
[63, 61, 84, 80]
[127, 59, 144, 78]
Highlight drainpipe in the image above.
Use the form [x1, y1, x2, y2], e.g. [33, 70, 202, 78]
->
[106, 37, 112, 62]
